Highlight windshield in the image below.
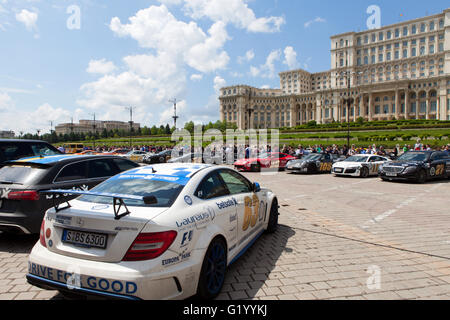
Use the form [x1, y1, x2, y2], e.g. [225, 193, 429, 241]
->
[78, 178, 184, 208]
[0, 165, 47, 185]
[345, 156, 369, 163]
[397, 152, 429, 162]
[303, 154, 322, 161]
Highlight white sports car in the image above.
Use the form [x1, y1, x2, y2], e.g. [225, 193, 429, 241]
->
[26, 163, 279, 300]
[332, 154, 391, 178]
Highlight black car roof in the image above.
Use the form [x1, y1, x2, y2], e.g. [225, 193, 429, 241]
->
[7, 155, 126, 167]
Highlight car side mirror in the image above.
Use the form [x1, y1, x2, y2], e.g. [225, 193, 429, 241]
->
[253, 182, 261, 193]
[143, 195, 158, 205]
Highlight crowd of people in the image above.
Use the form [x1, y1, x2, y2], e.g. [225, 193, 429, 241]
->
[59, 139, 450, 161]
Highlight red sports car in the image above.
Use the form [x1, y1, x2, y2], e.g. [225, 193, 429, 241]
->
[234, 152, 296, 172]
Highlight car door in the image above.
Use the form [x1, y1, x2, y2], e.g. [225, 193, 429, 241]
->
[429, 152, 447, 179]
[217, 169, 264, 255]
[269, 153, 281, 169]
[319, 154, 333, 172]
[193, 170, 236, 245]
[368, 156, 384, 175]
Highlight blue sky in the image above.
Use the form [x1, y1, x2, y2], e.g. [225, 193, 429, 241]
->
[0, 0, 449, 134]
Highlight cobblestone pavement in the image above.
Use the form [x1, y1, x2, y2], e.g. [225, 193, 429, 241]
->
[1, 171, 449, 300]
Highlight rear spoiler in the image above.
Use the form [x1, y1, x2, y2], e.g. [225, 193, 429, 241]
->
[40, 190, 157, 220]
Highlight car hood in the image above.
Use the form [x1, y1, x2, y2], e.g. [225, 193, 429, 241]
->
[387, 161, 423, 167]
[333, 161, 364, 168]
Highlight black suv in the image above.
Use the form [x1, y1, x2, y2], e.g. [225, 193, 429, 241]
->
[0, 155, 140, 234]
[380, 151, 450, 183]
[0, 139, 62, 168]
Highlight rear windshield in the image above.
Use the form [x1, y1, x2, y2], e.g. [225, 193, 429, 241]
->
[78, 178, 184, 208]
[0, 165, 47, 185]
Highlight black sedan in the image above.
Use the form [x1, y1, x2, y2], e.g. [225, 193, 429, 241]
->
[286, 153, 344, 174]
[142, 150, 172, 164]
[379, 151, 450, 183]
[0, 155, 140, 234]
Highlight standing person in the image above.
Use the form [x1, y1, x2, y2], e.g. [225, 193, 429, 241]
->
[414, 139, 423, 151]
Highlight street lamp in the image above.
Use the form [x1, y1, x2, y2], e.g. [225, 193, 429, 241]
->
[340, 70, 362, 150]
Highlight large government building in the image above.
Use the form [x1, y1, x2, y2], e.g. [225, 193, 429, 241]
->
[55, 120, 140, 135]
[220, 8, 450, 130]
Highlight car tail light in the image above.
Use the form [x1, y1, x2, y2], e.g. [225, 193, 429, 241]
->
[40, 219, 46, 248]
[123, 231, 177, 261]
[8, 190, 40, 201]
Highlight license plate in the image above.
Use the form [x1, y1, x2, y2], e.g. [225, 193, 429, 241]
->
[62, 229, 108, 249]
[334, 168, 343, 173]
[386, 172, 397, 177]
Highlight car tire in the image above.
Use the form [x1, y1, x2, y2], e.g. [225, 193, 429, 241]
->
[266, 199, 279, 234]
[197, 237, 227, 300]
[251, 163, 261, 172]
[416, 169, 427, 184]
[159, 157, 165, 163]
[360, 166, 369, 178]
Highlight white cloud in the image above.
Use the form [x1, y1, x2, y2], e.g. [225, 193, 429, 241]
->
[78, 4, 233, 127]
[213, 75, 226, 93]
[249, 49, 281, 79]
[238, 49, 255, 64]
[15, 9, 38, 31]
[0, 102, 78, 134]
[182, 0, 285, 33]
[283, 46, 299, 70]
[109, 5, 229, 73]
[0, 92, 14, 111]
[86, 59, 117, 75]
[190, 74, 203, 81]
[304, 17, 326, 28]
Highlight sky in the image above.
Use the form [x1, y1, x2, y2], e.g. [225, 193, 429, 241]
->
[0, 0, 449, 134]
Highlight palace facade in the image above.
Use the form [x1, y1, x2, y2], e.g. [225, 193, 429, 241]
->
[220, 9, 450, 130]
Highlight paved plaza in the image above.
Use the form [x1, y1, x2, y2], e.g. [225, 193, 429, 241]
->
[1, 171, 450, 300]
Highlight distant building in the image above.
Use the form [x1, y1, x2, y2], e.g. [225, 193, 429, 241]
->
[55, 120, 140, 135]
[220, 8, 450, 129]
[0, 131, 15, 138]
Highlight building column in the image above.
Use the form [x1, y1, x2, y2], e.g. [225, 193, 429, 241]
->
[368, 93, 373, 121]
[437, 96, 441, 120]
[415, 95, 419, 120]
[359, 95, 364, 119]
[395, 90, 400, 119]
[426, 98, 430, 120]
[404, 91, 409, 120]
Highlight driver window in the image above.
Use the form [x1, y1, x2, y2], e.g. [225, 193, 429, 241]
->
[218, 170, 252, 195]
[195, 172, 230, 200]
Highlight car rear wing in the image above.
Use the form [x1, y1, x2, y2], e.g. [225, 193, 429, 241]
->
[40, 190, 157, 220]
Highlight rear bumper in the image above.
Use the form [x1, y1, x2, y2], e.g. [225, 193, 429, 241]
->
[26, 274, 140, 300]
[27, 243, 202, 300]
[0, 210, 42, 234]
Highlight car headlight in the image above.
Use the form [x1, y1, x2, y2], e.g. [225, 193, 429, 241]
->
[404, 166, 416, 173]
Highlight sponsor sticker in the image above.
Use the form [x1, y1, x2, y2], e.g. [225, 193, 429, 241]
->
[184, 195, 193, 206]
[28, 262, 138, 295]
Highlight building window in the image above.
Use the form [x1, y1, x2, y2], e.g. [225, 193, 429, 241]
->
[383, 105, 389, 114]
[430, 101, 437, 112]
[379, 32, 384, 41]
[430, 21, 435, 31]
[411, 47, 417, 57]
[412, 25, 417, 34]
[371, 55, 376, 64]
[395, 28, 400, 37]
[439, 43, 444, 52]
[403, 26, 408, 36]
[429, 45, 435, 54]
[403, 49, 408, 58]
[411, 102, 416, 113]
[420, 23, 426, 33]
